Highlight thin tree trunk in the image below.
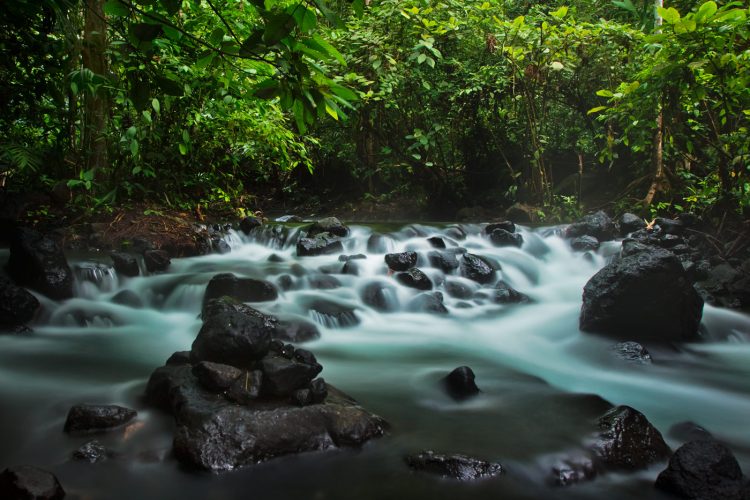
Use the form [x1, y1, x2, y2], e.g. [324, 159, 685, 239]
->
[81, 0, 108, 183]
[644, 0, 664, 208]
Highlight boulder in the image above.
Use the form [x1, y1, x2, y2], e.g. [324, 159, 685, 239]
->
[0, 278, 40, 328]
[565, 211, 617, 242]
[297, 233, 344, 257]
[570, 236, 599, 252]
[505, 203, 537, 223]
[618, 213, 646, 236]
[211, 238, 231, 254]
[191, 309, 273, 367]
[239, 216, 262, 235]
[6, 227, 74, 300]
[407, 292, 448, 314]
[405, 451, 503, 481]
[460, 254, 496, 284]
[610, 341, 652, 364]
[580, 247, 703, 342]
[260, 353, 323, 397]
[307, 217, 349, 237]
[427, 251, 459, 273]
[442, 366, 480, 401]
[110, 252, 139, 277]
[192, 361, 243, 392]
[485, 221, 516, 234]
[362, 282, 399, 312]
[668, 422, 713, 443]
[489, 229, 523, 248]
[395, 268, 433, 290]
[145, 362, 387, 471]
[143, 249, 171, 273]
[655, 217, 685, 235]
[493, 281, 530, 304]
[203, 273, 278, 306]
[72, 440, 108, 463]
[225, 370, 264, 404]
[385, 251, 418, 271]
[64, 404, 137, 433]
[427, 236, 446, 249]
[656, 440, 747, 500]
[308, 300, 360, 327]
[0, 465, 65, 500]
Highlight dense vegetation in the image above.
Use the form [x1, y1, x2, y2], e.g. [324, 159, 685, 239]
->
[1, 0, 748, 220]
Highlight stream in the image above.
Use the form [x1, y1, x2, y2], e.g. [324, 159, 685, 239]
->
[1, 222, 749, 499]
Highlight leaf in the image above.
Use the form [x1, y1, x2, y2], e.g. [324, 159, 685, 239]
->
[330, 85, 358, 101]
[657, 7, 681, 24]
[130, 139, 139, 156]
[550, 6, 568, 19]
[674, 19, 696, 33]
[596, 89, 614, 97]
[209, 27, 225, 46]
[263, 13, 295, 45]
[312, 34, 346, 66]
[426, 56, 435, 68]
[695, 1, 717, 23]
[195, 52, 216, 70]
[612, 0, 637, 14]
[151, 98, 160, 113]
[417, 53, 426, 64]
[292, 99, 307, 133]
[178, 143, 188, 155]
[103, 0, 130, 17]
[587, 106, 607, 114]
[130, 23, 163, 42]
[550, 61, 564, 71]
[301, 9, 317, 33]
[351, 0, 365, 17]
[160, 0, 181, 15]
[253, 79, 280, 99]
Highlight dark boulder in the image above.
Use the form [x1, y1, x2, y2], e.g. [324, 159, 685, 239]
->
[571, 236, 600, 252]
[460, 254, 496, 284]
[297, 233, 344, 257]
[580, 247, 703, 342]
[427, 251, 459, 273]
[656, 440, 747, 500]
[6, 227, 74, 300]
[260, 353, 323, 397]
[407, 292, 448, 314]
[341, 260, 361, 276]
[427, 236, 446, 249]
[565, 211, 617, 242]
[0, 278, 40, 328]
[167, 351, 191, 365]
[307, 217, 349, 237]
[192, 361, 242, 392]
[442, 366, 480, 401]
[385, 251, 418, 271]
[444, 226, 467, 241]
[405, 451, 503, 481]
[72, 440, 108, 463]
[485, 221, 516, 234]
[610, 341, 652, 364]
[396, 268, 433, 290]
[589, 405, 670, 470]
[618, 213, 646, 236]
[239, 216, 262, 235]
[143, 249, 171, 273]
[110, 252, 139, 277]
[489, 229, 523, 248]
[668, 422, 713, 443]
[64, 404, 137, 433]
[203, 273, 278, 306]
[362, 281, 399, 312]
[226, 370, 264, 404]
[493, 281, 530, 304]
[308, 300, 360, 327]
[145, 362, 386, 471]
[444, 279, 475, 299]
[655, 217, 685, 235]
[0, 465, 65, 500]
[191, 309, 273, 367]
[309, 378, 328, 403]
[274, 319, 320, 343]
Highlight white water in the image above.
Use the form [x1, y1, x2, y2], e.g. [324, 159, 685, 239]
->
[1, 223, 749, 500]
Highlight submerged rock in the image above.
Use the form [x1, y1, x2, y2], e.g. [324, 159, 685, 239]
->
[366, 233, 392, 253]
[0, 277, 40, 329]
[72, 440, 108, 463]
[0, 465, 65, 500]
[427, 236, 446, 249]
[405, 451, 503, 481]
[442, 366, 480, 401]
[143, 249, 171, 273]
[610, 341, 652, 365]
[396, 268, 433, 290]
[362, 281, 399, 312]
[203, 273, 278, 305]
[493, 281, 530, 304]
[668, 422, 713, 443]
[407, 292, 448, 314]
[427, 250, 459, 273]
[7, 227, 74, 300]
[274, 319, 320, 343]
[64, 404, 137, 433]
[110, 252, 139, 277]
[308, 300, 360, 327]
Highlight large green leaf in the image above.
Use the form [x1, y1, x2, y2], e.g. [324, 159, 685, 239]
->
[160, 0, 181, 15]
[263, 13, 295, 45]
[695, 1, 718, 23]
[103, 0, 130, 17]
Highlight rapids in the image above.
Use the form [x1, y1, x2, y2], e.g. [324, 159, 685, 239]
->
[1, 222, 749, 499]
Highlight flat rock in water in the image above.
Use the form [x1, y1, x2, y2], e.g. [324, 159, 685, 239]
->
[297, 233, 344, 257]
[405, 451, 503, 481]
[203, 273, 278, 306]
[610, 341, 652, 364]
[64, 404, 137, 433]
[145, 363, 387, 471]
[306, 217, 349, 237]
[0, 465, 65, 500]
[407, 292, 448, 314]
[308, 299, 360, 327]
[361, 281, 399, 312]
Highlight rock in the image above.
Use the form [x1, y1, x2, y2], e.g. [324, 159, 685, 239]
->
[342, 260, 361, 276]
[580, 247, 703, 342]
[308, 300, 360, 327]
[239, 216, 262, 235]
[111, 290, 142, 308]
[203, 273, 278, 306]
[143, 249, 170, 273]
[485, 221, 516, 234]
[442, 366, 480, 401]
[589, 406, 670, 470]
[385, 251, 418, 271]
[211, 238, 231, 254]
[72, 440, 108, 463]
[460, 254, 496, 284]
[493, 281, 530, 304]
[571, 235, 600, 252]
[668, 422, 713, 443]
[6, 227, 74, 300]
[110, 252, 139, 277]
[277, 275, 294, 291]
[260, 354, 323, 397]
[274, 319, 320, 343]
[225, 370, 264, 404]
[307, 274, 341, 290]
[656, 440, 747, 500]
[427, 236, 446, 249]
[444, 279, 475, 299]
[64, 404, 137, 433]
[0, 278, 40, 328]
[297, 233, 344, 257]
[309, 378, 328, 403]
[407, 292, 448, 314]
[338, 254, 366, 262]
[610, 341, 652, 364]
[191, 309, 273, 367]
[192, 361, 242, 392]
[361, 281, 399, 312]
[366, 233, 392, 253]
[307, 217, 349, 237]
[655, 217, 685, 235]
[565, 211, 617, 242]
[405, 451, 503, 481]
[166, 351, 191, 365]
[275, 214, 302, 223]
[291, 388, 314, 406]
[505, 203, 537, 223]
[444, 226, 467, 241]
[145, 362, 386, 471]
[427, 250, 459, 273]
[0, 465, 65, 500]
[396, 268, 433, 290]
[489, 229, 523, 248]
[551, 456, 597, 486]
[618, 213, 646, 236]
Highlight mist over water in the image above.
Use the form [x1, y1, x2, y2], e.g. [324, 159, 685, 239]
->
[1, 222, 749, 499]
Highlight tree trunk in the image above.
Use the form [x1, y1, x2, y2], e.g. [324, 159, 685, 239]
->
[81, 0, 109, 183]
[643, 0, 664, 208]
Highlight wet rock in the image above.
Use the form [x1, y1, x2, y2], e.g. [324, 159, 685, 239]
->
[145, 362, 386, 471]
[291, 388, 314, 406]
[111, 289, 143, 308]
[580, 247, 703, 342]
[277, 275, 294, 291]
[407, 292, 448, 314]
[385, 251, 418, 271]
[565, 211, 617, 242]
[275, 214, 302, 223]
[0, 465, 65, 499]
[405, 451, 503, 481]
[341, 260, 361, 276]
[307, 274, 341, 290]
[309, 377, 328, 403]
[191, 308, 274, 367]
[307, 217, 349, 238]
[297, 233, 344, 257]
[460, 254, 496, 284]
[571, 235, 600, 252]
[610, 341, 652, 364]
[551, 456, 597, 486]
[211, 238, 231, 254]
[166, 351, 191, 365]
[267, 253, 284, 263]
[72, 440, 108, 463]
[489, 229, 523, 248]
[493, 281, 530, 304]
[589, 405, 670, 470]
[656, 440, 747, 500]
[485, 221, 516, 234]
[143, 249, 171, 273]
[444, 226, 467, 241]
[338, 254, 366, 262]
[618, 213, 646, 236]
[225, 370, 264, 404]
[366, 233, 392, 253]
[396, 268, 433, 290]
[427, 236, 446, 249]
[192, 361, 243, 392]
[239, 216, 262, 235]
[274, 319, 321, 343]
[64, 404, 137, 433]
[505, 203, 537, 223]
[203, 273, 278, 306]
[444, 279, 475, 299]
[427, 251, 459, 273]
[0, 277, 40, 328]
[668, 422, 713, 443]
[362, 281, 399, 312]
[655, 217, 685, 235]
[309, 300, 360, 327]
[442, 366, 480, 401]
[261, 354, 322, 397]
[7, 227, 74, 300]
[697, 263, 750, 309]
[110, 252, 139, 277]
